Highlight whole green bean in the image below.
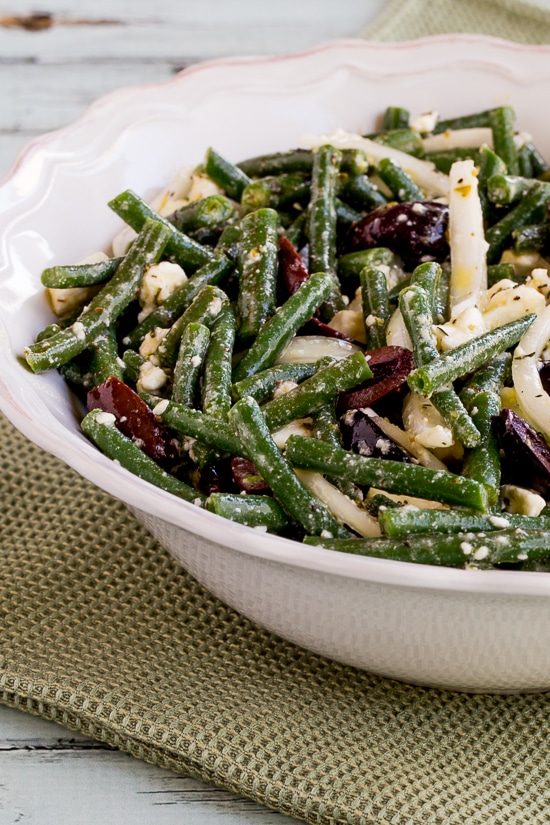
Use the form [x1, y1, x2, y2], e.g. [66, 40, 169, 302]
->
[378, 506, 550, 537]
[228, 397, 350, 537]
[201, 304, 236, 419]
[172, 322, 211, 408]
[81, 408, 204, 504]
[232, 271, 334, 382]
[204, 147, 251, 200]
[262, 352, 372, 432]
[285, 435, 489, 511]
[108, 189, 213, 271]
[25, 219, 170, 373]
[237, 207, 279, 342]
[41, 258, 122, 289]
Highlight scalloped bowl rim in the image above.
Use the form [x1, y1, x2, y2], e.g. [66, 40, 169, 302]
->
[2, 34, 550, 599]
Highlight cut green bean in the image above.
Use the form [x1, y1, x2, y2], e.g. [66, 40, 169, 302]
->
[410, 262, 442, 320]
[486, 174, 537, 205]
[337, 172, 388, 211]
[241, 173, 310, 213]
[232, 271, 334, 382]
[232, 359, 329, 404]
[155, 285, 228, 370]
[312, 403, 361, 501]
[201, 304, 236, 419]
[372, 128, 424, 157]
[140, 392, 243, 455]
[262, 351, 372, 432]
[206, 493, 289, 531]
[478, 144, 508, 219]
[337, 248, 395, 284]
[513, 223, 548, 253]
[360, 266, 390, 348]
[487, 263, 519, 287]
[25, 220, 170, 373]
[122, 348, 146, 384]
[204, 147, 251, 200]
[172, 322, 211, 408]
[486, 184, 550, 264]
[407, 314, 536, 396]
[376, 157, 424, 202]
[489, 106, 519, 175]
[308, 145, 345, 316]
[228, 397, 350, 537]
[286, 435, 488, 511]
[378, 506, 550, 537]
[459, 352, 511, 410]
[382, 106, 410, 131]
[304, 527, 550, 568]
[283, 211, 308, 249]
[89, 324, 124, 386]
[334, 198, 363, 230]
[461, 390, 501, 507]
[433, 109, 495, 134]
[82, 408, 204, 504]
[237, 207, 279, 342]
[108, 190, 213, 271]
[168, 195, 235, 233]
[41, 258, 122, 289]
[424, 148, 480, 174]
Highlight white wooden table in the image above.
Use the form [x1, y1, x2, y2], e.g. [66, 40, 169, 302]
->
[0, 2, 383, 822]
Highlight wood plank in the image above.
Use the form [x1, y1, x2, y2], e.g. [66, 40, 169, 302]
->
[0, 706, 300, 824]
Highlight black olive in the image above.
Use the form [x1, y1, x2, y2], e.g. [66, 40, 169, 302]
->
[339, 408, 411, 463]
[496, 407, 550, 497]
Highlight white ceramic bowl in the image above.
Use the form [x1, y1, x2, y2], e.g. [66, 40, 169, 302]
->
[2, 35, 550, 693]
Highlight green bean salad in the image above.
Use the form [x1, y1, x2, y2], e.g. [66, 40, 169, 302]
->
[25, 104, 550, 570]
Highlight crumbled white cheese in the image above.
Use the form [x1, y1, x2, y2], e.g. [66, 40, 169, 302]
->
[460, 542, 473, 555]
[137, 361, 167, 393]
[473, 546, 489, 561]
[411, 111, 439, 134]
[139, 327, 170, 359]
[152, 399, 170, 416]
[138, 261, 187, 322]
[501, 485, 546, 518]
[72, 321, 86, 341]
[96, 411, 116, 427]
[488, 515, 510, 529]
[272, 380, 299, 398]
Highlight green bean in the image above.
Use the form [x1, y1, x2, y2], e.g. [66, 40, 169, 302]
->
[262, 351, 372, 432]
[337, 172, 388, 211]
[312, 403, 361, 501]
[122, 348, 146, 384]
[459, 352, 511, 410]
[487, 263, 519, 287]
[285, 435, 488, 511]
[232, 271, 334, 382]
[237, 207, 279, 342]
[81, 408, 204, 504]
[337, 248, 395, 284]
[140, 392, 243, 455]
[372, 128, 424, 157]
[172, 322, 210, 407]
[25, 219, 170, 373]
[238, 149, 313, 177]
[228, 397, 350, 537]
[518, 144, 534, 179]
[241, 173, 310, 213]
[41, 258, 122, 289]
[283, 211, 308, 249]
[308, 145, 345, 317]
[381, 106, 410, 131]
[424, 148, 480, 174]
[215, 223, 241, 260]
[486, 174, 537, 205]
[387, 277, 411, 303]
[232, 359, 329, 404]
[334, 198, 363, 230]
[204, 147, 251, 200]
[477, 144, 508, 219]
[201, 304, 236, 419]
[156, 285, 229, 369]
[376, 157, 424, 202]
[399, 284, 480, 448]
[526, 142, 550, 177]
[123, 253, 233, 348]
[489, 106, 519, 175]
[433, 109, 495, 134]
[108, 190, 213, 271]
[206, 493, 289, 531]
[89, 324, 124, 386]
[407, 314, 536, 396]
[360, 266, 390, 348]
[461, 390, 501, 506]
[513, 223, 548, 253]
[303, 527, 550, 568]
[410, 262, 442, 319]
[168, 195, 235, 233]
[378, 506, 550, 537]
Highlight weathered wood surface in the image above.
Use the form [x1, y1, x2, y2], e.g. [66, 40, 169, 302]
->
[0, 0, 384, 178]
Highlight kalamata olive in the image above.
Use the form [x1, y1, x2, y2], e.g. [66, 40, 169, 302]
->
[87, 376, 179, 467]
[337, 346, 414, 414]
[497, 407, 550, 497]
[278, 235, 310, 296]
[299, 316, 359, 344]
[199, 458, 235, 495]
[340, 408, 411, 462]
[231, 456, 270, 493]
[346, 201, 449, 270]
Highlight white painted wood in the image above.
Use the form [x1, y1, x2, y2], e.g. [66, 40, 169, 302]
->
[0, 705, 301, 824]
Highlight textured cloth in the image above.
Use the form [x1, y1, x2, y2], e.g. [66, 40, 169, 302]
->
[2, 411, 550, 824]
[362, 0, 550, 42]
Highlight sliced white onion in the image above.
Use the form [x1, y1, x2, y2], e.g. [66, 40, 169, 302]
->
[385, 308, 412, 350]
[512, 304, 550, 440]
[366, 488, 449, 510]
[275, 336, 360, 364]
[301, 128, 449, 198]
[422, 128, 493, 152]
[448, 159, 488, 318]
[295, 469, 381, 537]
[402, 392, 454, 449]
[271, 418, 312, 449]
[369, 414, 447, 470]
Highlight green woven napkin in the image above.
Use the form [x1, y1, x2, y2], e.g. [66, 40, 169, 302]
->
[2, 412, 550, 824]
[362, 0, 550, 42]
